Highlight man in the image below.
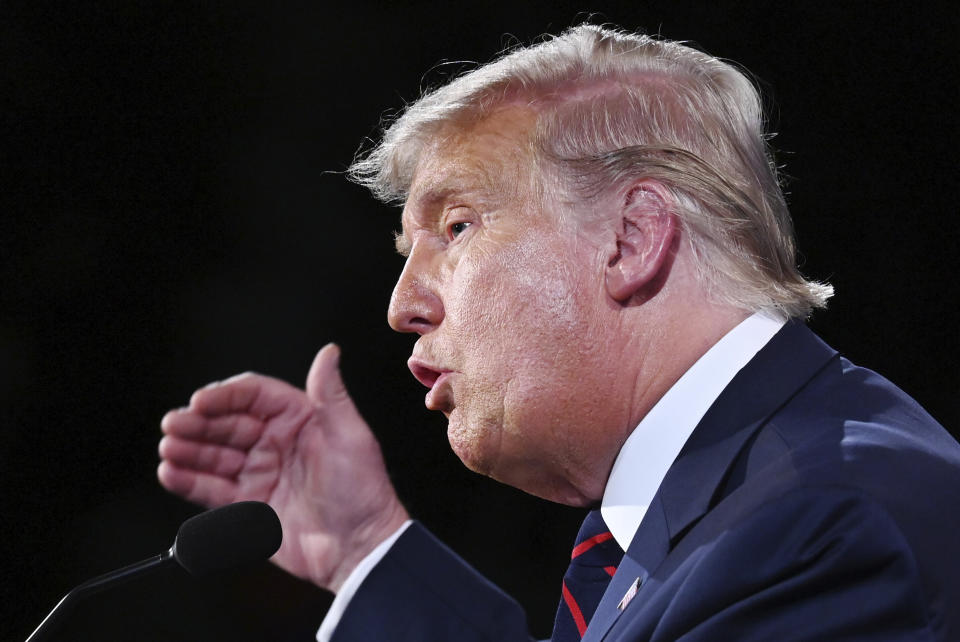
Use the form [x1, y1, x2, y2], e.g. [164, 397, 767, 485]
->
[157, 25, 960, 640]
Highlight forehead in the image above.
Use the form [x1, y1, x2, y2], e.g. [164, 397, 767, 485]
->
[403, 106, 538, 217]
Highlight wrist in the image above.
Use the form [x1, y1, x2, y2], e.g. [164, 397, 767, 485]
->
[326, 502, 411, 593]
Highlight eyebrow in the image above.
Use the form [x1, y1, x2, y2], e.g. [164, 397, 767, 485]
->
[392, 182, 465, 259]
[392, 160, 504, 259]
[394, 230, 411, 257]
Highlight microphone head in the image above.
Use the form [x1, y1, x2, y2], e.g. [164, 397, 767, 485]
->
[172, 501, 282, 576]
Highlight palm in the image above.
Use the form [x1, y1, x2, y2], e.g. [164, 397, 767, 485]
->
[158, 344, 408, 589]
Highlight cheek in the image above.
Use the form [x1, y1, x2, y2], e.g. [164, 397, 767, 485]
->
[473, 236, 591, 323]
[446, 230, 606, 389]
[476, 243, 599, 357]
[444, 254, 514, 348]
[445, 387, 507, 475]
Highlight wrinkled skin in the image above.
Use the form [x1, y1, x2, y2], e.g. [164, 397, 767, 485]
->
[389, 106, 641, 505]
[157, 105, 702, 593]
[158, 344, 409, 592]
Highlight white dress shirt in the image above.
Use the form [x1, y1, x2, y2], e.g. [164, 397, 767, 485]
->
[601, 311, 786, 548]
[318, 311, 787, 641]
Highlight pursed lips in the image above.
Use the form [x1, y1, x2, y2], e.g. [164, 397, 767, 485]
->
[407, 357, 454, 412]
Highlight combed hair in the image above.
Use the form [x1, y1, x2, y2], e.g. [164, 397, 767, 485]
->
[349, 24, 833, 318]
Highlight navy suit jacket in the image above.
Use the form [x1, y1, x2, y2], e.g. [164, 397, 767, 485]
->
[332, 322, 960, 641]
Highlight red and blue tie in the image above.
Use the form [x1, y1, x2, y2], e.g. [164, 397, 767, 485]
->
[552, 510, 624, 641]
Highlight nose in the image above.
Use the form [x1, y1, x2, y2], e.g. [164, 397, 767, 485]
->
[387, 251, 444, 334]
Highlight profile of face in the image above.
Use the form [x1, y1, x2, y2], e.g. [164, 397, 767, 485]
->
[387, 106, 634, 505]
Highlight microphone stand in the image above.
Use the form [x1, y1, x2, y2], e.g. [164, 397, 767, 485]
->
[25, 548, 174, 642]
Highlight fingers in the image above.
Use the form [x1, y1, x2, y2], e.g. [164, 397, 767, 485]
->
[306, 343, 348, 404]
[189, 372, 302, 419]
[158, 368, 311, 510]
[159, 435, 246, 478]
[157, 460, 239, 507]
[161, 409, 265, 449]
[305, 344, 370, 442]
[158, 433, 282, 507]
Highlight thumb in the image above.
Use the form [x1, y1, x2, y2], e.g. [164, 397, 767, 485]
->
[305, 343, 349, 404]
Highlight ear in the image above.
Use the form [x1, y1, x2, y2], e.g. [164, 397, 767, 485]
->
[604, 180, 677, 303]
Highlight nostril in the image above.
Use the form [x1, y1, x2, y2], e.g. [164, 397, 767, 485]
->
[388, 279, 444, 334]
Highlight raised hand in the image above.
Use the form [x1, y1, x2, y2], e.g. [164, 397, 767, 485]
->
[157, 343, 409, 592]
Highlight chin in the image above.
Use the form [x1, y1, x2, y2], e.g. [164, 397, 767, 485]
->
[446, 413, 496, 476]
[500, 468, 600, 507]
[452, 437, 600, 507]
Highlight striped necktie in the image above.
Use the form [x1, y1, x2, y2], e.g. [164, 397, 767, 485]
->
[551, 509, 624, 641]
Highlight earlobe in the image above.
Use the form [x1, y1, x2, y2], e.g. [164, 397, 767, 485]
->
[604, 181, 676, 303]
[606, 257, 643, 302]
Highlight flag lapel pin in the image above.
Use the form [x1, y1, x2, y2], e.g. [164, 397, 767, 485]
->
[617, 577, 643, 612]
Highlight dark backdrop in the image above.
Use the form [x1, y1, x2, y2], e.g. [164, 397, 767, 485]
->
[4, 2, 957, 640]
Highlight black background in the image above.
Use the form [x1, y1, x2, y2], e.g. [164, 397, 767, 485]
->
[3, 2, 957, 640]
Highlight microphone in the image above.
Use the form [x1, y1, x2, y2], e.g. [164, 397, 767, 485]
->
[172, 500, 282, 576]
[25, 501, 282, 642]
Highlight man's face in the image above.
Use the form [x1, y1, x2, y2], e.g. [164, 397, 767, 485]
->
[388, 106, 631, 505]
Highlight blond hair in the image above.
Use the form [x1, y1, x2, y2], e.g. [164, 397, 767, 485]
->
[349, 24, 832, 318]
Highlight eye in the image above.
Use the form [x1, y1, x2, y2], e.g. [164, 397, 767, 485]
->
[448, 221, 472, 239]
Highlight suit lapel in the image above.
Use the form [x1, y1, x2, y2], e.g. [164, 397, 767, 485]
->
[583, 322, 838, 641]
[582, 493, 669, 642]
[658, 321, 836, 541]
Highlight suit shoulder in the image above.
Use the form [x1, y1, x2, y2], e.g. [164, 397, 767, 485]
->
[658, 486, 944, 641]
[769, 354, 957, 458]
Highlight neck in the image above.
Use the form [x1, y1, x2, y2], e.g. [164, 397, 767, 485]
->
[624, 299, 750, 440]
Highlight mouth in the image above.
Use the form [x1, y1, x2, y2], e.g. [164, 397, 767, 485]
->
[407, 358, 454, 411]
[408, 360, 449, 389]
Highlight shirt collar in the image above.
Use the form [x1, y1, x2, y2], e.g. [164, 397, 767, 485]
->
[601, 311, 787, 549]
